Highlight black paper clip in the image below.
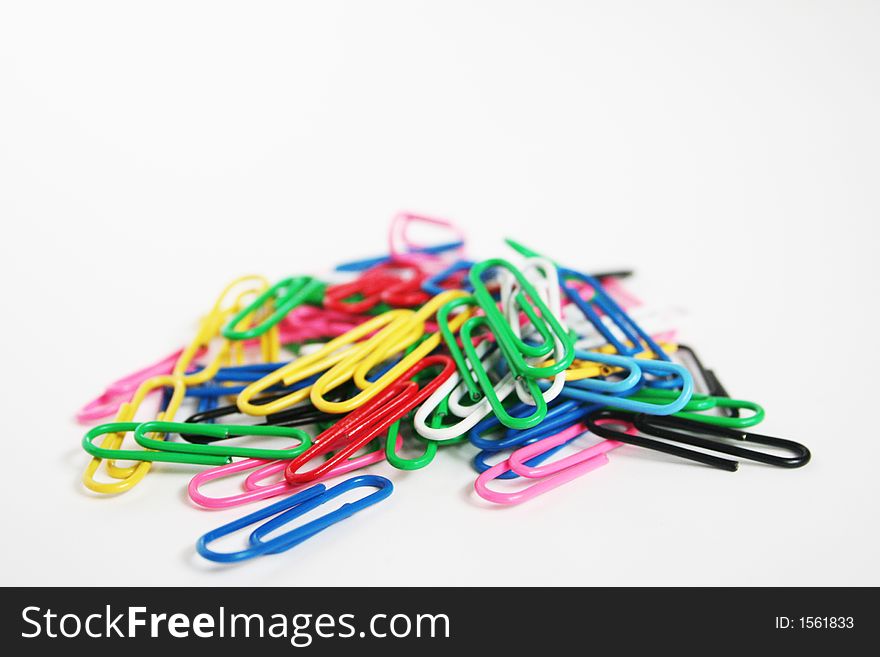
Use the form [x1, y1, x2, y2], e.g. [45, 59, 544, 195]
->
[586, 410, 811, 472]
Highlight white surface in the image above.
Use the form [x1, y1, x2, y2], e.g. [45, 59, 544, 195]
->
[1, 1, 878, 586]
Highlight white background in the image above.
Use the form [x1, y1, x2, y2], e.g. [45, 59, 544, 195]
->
[1, 1, 878, 586]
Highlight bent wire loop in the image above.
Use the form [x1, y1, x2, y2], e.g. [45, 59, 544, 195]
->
[222, 276, 325, 340]
[310, 290, 469, 414]
[469, 258, 575, 380]
[134, 421, 312, 462]
[422, 259, 474, 296]
[187, 429, 399, 509]
[558, 354, 694, 415]
[624, 388, 764, 428]
[238, 291, 469, 417]
[469, 398, 593, 452]
[195, 475, 393, 563]
[586, 410, 811, 471]
[76, 347, 191, 423]
[508, 415, 632, 479]
[412, 342, 517, 442]
[285, 355, 456, 484]
[558, 266, 671, 362]
[385, 415, 437, 470]
[471, 401, 601, 479]
[82, 275, 278, 493]
[474, 423, 609, 506]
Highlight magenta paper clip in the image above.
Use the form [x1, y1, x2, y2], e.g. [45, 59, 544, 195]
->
[474, 424, 609, 506]
[388, 212, 466, 268]
[508, 418, 635, 479]
[188, 431, 399, 509]
[76, 348, 189, 423]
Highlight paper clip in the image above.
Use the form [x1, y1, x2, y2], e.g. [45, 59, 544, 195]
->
[473, 423, 609, 505]
[558, 352, 694, 415]
[222, 276, 325, 340]
[323, 264, 406, 314]
[187, 428, 397, 509]
[134, 421, 312, 462]
[422, 260, 474, 296]
[586, 410, 811, 471]
[308, 290, 469, 414]
[469, 258, 575, 380]
[236, 309, 415, 416]
[386, 211, 466, 267]
[508, 416, 631, 479]
[75, 347, 192, 423]
[196, 475, 393, 563]
[81, 275, 273, 494]
[624, 388, 764, 428]
[285, 355, 455, 483]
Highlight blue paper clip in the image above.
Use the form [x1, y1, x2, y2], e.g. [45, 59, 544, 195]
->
[334, 241, 464, 272]
[421, 259, 475, 296]
[472, 402, 602, 478]
[470, 399, 595, 452]
[559, 266, 671, 360]
[560, 358, 694, 415]
[196, 475, 393, 563]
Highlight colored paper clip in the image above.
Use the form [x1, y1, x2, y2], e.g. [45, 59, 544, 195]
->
[387, 211, 466, 267]
[384, 415, 437, 470]
[285, 355, 455, 484]
[559, 266, 672, 361]
[334, 241, 464, 272]
[586, 410, 811, 471]
[624, 388, 764, 428]
[469, 399, 598, 453]
[412, 343, 518, 442]
[474, 423, 609, 505]
[196, 475, 393, 563]
[134, 422, 312, 462]
[324, 264, 405, 314]
[422, 260, 474, 296]
[309, 290, 469, 414]
[469, 258, 575, 380]
[187, 429, 398, 509]
[557, 352, 694, 415]
[76, 347, 192, 423]
[83, 422, 229, 466]
[180, 393, 336, 438]
[81, 275, 273, 494]
[508, 416, 632, 479]
[222, 276, 325, 340]
[236, 309, 415, 416]
[498, 257, 569, 407]
[456, 259, 573, 430]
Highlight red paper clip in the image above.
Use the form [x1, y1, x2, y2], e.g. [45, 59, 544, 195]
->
[284, 355, 455, 484]
[324, 262, 428, 313]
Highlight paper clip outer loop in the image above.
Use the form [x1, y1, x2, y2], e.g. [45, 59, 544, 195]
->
[134, 421, 312, 461]
[469, 258, 575, 378]
[309, 291, 470, 414]
[286, 355, 456, 484]
[236, 310, 413, 416]
[195, 475, 393, 563]
[561, 358, 694, 415]
[474, 424, 609, 506]
[222, 276, 325, 340]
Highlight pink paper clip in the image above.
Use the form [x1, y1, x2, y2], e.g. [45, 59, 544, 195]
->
[188, 432, 399, 509]
[508, 418, 634, 479]
[474, 419, 632, 505]
[388, 212, 466, 268]
[76, 348, 193, 423]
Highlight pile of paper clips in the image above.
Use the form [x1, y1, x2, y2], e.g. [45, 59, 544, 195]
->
[78, 213, 811, 563]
